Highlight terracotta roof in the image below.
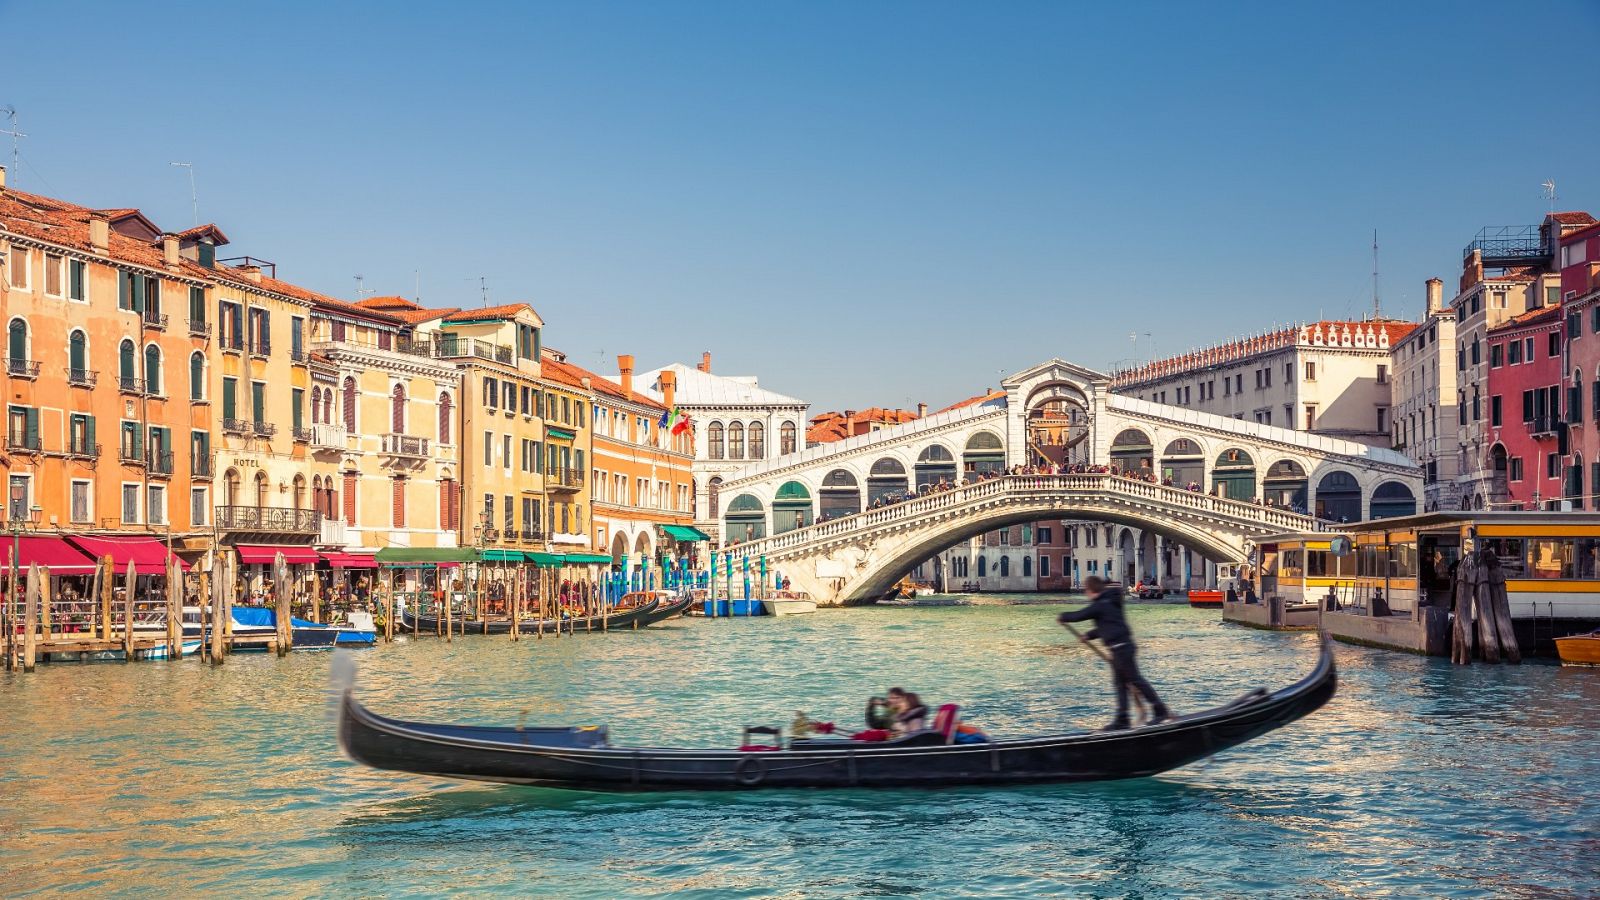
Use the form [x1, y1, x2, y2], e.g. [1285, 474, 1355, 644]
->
[353, 296, 458, 323]
[542, 353, 665, 411]
[442, 303, 535, 323]
[1549, 211, 1598, 226]
[806, 407, 920, 444]
[1, 186, 214, 281]
[1111, 319, 1417, 388]
[310, 294, 404, 325]
[176, 223, 230, 244]
[358, 295, 421, 310]
[936, 389, 1006, 414]
[1497, 305, 1562, 330]
[1560, 221, 1600, 247]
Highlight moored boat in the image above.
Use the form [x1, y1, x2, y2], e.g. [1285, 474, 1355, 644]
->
[338, 632, 1337, 791]
[764, 591, 818, 616]
[399, 596, 661, 635]
[1555, 630, 1600, 666]
[1187, 590, 1224, 609]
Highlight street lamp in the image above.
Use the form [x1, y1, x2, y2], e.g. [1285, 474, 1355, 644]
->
[6, 484, 43, 637]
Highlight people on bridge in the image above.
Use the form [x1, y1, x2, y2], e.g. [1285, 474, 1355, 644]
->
[1058, 575, 1172, 731]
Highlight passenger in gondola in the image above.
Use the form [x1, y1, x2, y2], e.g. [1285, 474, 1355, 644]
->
[885, 687, 928, 735]
[1059, 575, 1172, 731]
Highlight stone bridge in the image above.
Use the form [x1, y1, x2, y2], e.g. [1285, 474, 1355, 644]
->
[710, 359, 1421, 604]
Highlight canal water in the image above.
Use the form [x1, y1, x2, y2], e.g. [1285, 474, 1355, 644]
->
[2, 600, 1596, 898]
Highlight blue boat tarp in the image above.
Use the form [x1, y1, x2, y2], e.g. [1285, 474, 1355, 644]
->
[230, 607, 327, 629]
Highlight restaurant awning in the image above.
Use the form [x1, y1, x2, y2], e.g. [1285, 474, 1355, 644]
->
[234, 544, 318, 566]
[65, 536, 191, 571]
[527, 552, 566, 567]
[563, 553, 615, 565]
[320, 551, 378, 569]
[546, 427, 576, 441]
[7, 536, 98, 575]
[480, 549, 526, 563]
[661, 524, 711, 542]
[374, 547, 481, 565]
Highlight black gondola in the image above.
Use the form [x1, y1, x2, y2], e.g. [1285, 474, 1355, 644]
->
[338, 632, 1337, 790]
[635, 593, 695, 625]
[399, 596, 660, 636]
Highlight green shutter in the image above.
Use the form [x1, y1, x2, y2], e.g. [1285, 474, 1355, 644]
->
[130, 272, 145, 313]
[222, 378, 236, 420]
[146, 276, 161, 316]
[252, 381, 265, 423]
[118, 271, 130, 309]
[85, 415, 96, 454]
[292, 389, 304, 429]
[69, 260, 85, 300]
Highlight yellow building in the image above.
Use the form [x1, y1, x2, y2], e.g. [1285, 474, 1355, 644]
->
[534, 349, 595, 551]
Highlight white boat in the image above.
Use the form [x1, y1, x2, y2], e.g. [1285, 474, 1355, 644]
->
[764, 591, 817, 616]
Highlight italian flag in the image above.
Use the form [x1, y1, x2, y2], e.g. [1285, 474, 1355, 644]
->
[669, 408, 691, 435]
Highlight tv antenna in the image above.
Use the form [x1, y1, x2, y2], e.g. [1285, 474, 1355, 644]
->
[0, 106, 26, 184]
[1541, 179, 1558, 211]
[170, 162, 198, 225]
[354, 274, 375, 298]
[466, 276, 489, 307]
[1371, 229, 1381, 319]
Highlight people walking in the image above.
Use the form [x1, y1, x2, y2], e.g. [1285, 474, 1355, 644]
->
[1059, 575, 1171, 730]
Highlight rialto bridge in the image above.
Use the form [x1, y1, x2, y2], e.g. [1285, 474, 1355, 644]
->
[709, 360, 1422, 605]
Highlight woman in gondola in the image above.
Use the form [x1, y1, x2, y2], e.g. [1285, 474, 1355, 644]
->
[886, 687, 928, 735]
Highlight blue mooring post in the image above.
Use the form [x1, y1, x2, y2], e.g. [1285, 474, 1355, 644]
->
[709, 550, 718, 618]
[742, 555, 751, 615]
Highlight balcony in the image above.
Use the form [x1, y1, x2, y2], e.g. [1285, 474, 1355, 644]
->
[189, 320, 211, 338]
[292, 426, 313, 443]
[215, 505, 320, 535]
[253, 421, 277, 438]
[433, 336, 513, 365]
[320, 519, 348, 546]
[65, 367, 98, 387]
[548, 468, 585, 491]
[1528, 415, 1560, 438]
[381, 433, 429, 458]
[66, 440, 100, 461]
[4, 433, 42, 454]
[290, 348, 306, 364]
[118, 444, 143, 465]
[311, 423, 347, 450]
[396, 336, 433, 358]
[248, 341, 271, 360]
[1466, 225, 1550, 269]
[147, 451, 175, 476]
[141, 310, 169, 331]
[118, 375, 147, 395]
[502, 528, 520, 542]
[5, 358, 41, 379]
[192, 455, 214, 479]
[520, 527, 545, 544]
[222, 418, 253, 435]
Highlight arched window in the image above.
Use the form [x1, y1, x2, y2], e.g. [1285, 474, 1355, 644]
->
[977, 556, 987, 578]
[189, 351, 205, 401]
[223, 468, 240, 507]
[342, 376, 357, 432]
[748, 421, 765, 459]
[438, 392, 453, 444]
[292, 474, 306, 510]
[323, 388, 335, 424]
[68, 330, 87, 381]
[727, 421, 744, 459]
[391, 383, 407, 434]
[119, 339, 137, 389]
[707, 421, 724, 460]
[5, 318, 26, 371]
[708, 476, 723, 518]
[254, 471, 269, 508]
[1315, 471, 1362, 522]
[1000, 556, 1011, 577]
[1370, 481, 1416, 518]
[143, 344, 162, 395]
[1022, 556, 1032, 577]
[780, 421, 797, 455]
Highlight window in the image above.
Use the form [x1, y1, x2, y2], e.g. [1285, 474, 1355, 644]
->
[561, 396, 571, 424]
[122, 483, 140, 524]
[503, 435, 512, 472]
[189, 286, 205, 327]
[1525, 337, 1535, 362]
[219, 301, 243, 350]
[1491, 395, 1502, 427]
[1470, 339, 1480, 366]
[1490, 343, 1503, 368]
[484, 431, 493, 466]
[393, 477, 408, 528]
[147, 486, 167, 526]
[6, 317, 27, 369]
[1376, 364, 1388, 384]
[44, 252, 63, 296]
[520, 386, 532, 417]
[222, 377, 237, 421]
[247, 307, 271, 355]
[1510, 457, 1524, 481]
[291, 316, 305, 360]
[251, 381, 266, 425]
[7, 405, 39, 451]
[533, 440, 543, 473]
[391, 384, 407, 433]
[484, 377, 498, 410]
[191, 488, 207, 527]
[70, 481, 92, 524]
[1508, 340, 1521, 365]
[68, 413, 94, 456]
[727, 422, 744, 459]
[750, 422, 767, 458]
[1548, 453, 1560, 479]
[6, 244, 28, 290]
[1304, 361, 1316, 381]
[1304, 405, 1317, 430]
[708, 422, 724, 459]
[292, 388, 305, 432]
[439, 392, 454, 444]
[189, 352, 205, 401]
[343, 377, 357, 432]
[143, 344, 162, 395]
[1039, 555, 1050, 578]
[1376, 407, 1388, 433]
[1549, 331, 1560, 358]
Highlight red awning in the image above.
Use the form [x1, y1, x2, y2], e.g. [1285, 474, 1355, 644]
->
[7, 536, 99, 575]
[320, 552, 378, 569]
[65, 536, 191, 572]
[235, 544, 318, 565]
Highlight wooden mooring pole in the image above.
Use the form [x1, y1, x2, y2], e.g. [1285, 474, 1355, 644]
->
[22, 563, 40, 673]
[166, 557, 183, 660]
[122, 560, 136, 661]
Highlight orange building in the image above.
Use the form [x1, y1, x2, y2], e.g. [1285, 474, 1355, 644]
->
[2, 170, 213, 558]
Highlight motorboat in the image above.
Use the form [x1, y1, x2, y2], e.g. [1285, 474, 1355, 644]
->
[338, 631, 1337, 791]
[1555, 629, 1600, 666]
[764, 591, 818, 616]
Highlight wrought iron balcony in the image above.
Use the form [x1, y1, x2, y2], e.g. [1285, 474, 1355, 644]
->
[547, 468, 585, 490]
[253, 421, 277, 438]
[222, 418, 252, 435]
[118, 375, 146, 395]
[503, 528, 520, 541]
[479, 527, 501, 543]
[381, 433, 429, 457]
[66, 440, 100, 460]
[189, 320, 211, 338]
[147, 451, 175, 476]
[1528, 415, 1560, 438]
[215, 505, 320, 534]
[433, 336, 513, 364]
[290, 348, 306, 364]
[141, 311, 169, 331]
[66, 367, 97, 387]
[292, 426, 313, 443]
[5, 358, 41, 379]
[396, 336, 433, 358]
[118, 445, 143, 465]
[520, 527, 545, 544]
[192, 455, 214, 478]
[248, 340, 271, 359]
[4, 433, 42, 453]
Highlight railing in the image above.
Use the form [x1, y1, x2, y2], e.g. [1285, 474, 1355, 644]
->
[381, 433, 429, 457]
[503, 529, 520, 542]
[249, 341, 271, 359]
[118, 445, 143, 465]
[223, 418, 252, 435]
[192, 455, 214, 478]
[66, 440, 101, 460]
[725, 473, 1321, 559]
[311, 423, 347, 449]
[520, 528, 545, 544]
[292, 426, 313, 443]
[290, 348, 306, 363]
[215, 505, 320, 533]
[433, 336, 513, 364]
[1528, 415, 1560, 438]
[189, 320, 211, 338]
[4, 433, 42, 453]
[320, 519, 348, 546]
[253, 421, 277, 438]
[141, 311, 169, 330]
[548, 468, 585, 489]
[5, 358, 41, 379]
[147, 451, 175, 475]
[66, 367, 97, 387]
[118, 375, 146, 395]
[396, 336, 433, 358]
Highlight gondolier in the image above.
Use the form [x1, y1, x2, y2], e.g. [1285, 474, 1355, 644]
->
[1059, 576, 1172, 731]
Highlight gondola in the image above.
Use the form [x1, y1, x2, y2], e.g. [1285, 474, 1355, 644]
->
[338, 631, 1337, 790]
[634, 592, 695, 625]
[398, 596, 660, 636]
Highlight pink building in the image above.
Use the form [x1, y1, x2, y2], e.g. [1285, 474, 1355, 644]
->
[1486, 306, 1565, 508]
[1559, 221, 1600, 509]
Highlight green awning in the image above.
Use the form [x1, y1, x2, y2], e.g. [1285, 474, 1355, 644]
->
[480, 549, 526, 563]
[661, 525, 711, 542]
[527, 552, 567, 567]
[546, 427, 576, 441]
[374, 547, 480, 564]
[562, 553, 615, 565]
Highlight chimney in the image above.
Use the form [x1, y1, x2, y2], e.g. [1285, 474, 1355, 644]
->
[917, 402, 927, 417]
[89, 214, 109, 253]
[161, 233, 180, 267]
[698, 351, 712, 373]
[238, 264, 262, 284]
[617, 354, 635, 396]
[660, 369, 677, 410]
[844, 409, 857, 418]
[0, 164, 6, 191]
[581, 376, 592, 391]
[1425, 278, 1443, 314]
[1460, 248, 1482, 294]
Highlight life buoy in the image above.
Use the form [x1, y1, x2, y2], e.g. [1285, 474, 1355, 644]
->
[733, 755, 767, 786]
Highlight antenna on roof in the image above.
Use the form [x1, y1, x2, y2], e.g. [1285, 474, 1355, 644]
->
[354, 274, 375, 298]
[0, 106, 26, 185]
[464, 276, 488, 307]
[1541, 179, 1557, 212]
[170, 162, 197, 226]
[414, 270, 421, 303]
[1371, 229, 1380, 320]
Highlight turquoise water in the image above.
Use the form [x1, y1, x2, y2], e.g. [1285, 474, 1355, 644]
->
[2, 601, 1596, 898]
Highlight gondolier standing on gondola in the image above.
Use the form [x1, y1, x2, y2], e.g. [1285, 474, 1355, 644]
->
[1059, 576, 1172, 731]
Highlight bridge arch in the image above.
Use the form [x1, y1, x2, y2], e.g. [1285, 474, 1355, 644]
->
[725, 494, 766, 542]
[1110, 427, 1154, 472]
[819, 469, 861, 521]
[867, 457, 910, 505]
[1159, 437, 1205, 487]
[1313, 469, 1362, 522]
[1262, 458, 1309, 511]
[1370, 480, 1417, 519]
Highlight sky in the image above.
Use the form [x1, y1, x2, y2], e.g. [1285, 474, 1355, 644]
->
[2, 1, 1597, 412]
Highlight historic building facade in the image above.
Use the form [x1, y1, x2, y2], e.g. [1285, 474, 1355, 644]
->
[1389, 278, 1461, 511]
[1559, 220, 1600, 510]
[1486, 306, 1565, 509]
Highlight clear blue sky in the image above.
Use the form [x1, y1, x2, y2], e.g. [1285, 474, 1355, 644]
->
[3, 1, 1597, 412]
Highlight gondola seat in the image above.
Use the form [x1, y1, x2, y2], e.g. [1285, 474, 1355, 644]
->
[931, 704, 961, 744]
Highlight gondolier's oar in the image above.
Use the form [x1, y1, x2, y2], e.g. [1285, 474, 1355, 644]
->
[1061, 621, 1148, 723]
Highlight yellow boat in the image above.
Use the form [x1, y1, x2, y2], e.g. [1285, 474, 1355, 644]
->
[1554, 632, 1600, 667]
